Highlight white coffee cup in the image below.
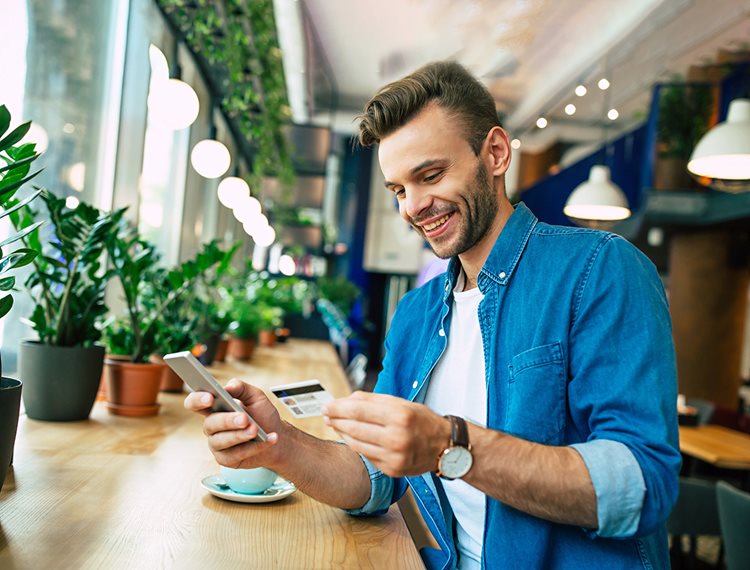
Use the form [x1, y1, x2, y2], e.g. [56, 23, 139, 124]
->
[220, 466, 277, 494]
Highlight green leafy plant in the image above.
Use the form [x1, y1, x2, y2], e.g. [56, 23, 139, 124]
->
[104, 219, 226, 363]
[657, 80, 713, 159]
[192, 239, 241, 337]
[226, 293, 264, 340]
[11, 190, 121, 346]
[0, 105, 44, 320]
[316, 275, 361, 316]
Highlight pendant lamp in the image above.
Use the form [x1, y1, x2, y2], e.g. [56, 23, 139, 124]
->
[564, 62, 630, 228]
[148, 42, 199, 131]
[191, 104, 231, 178]
[687, 98, 750, 192]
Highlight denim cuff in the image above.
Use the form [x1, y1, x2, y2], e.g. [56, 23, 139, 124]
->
[570, 439, 646, 538]
[344, 452, 394, 516]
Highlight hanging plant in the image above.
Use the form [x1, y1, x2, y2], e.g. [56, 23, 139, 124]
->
[157, 0, 295, 194]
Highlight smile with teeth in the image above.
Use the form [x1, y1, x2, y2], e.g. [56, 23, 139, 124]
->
[422, 214, 452, 232]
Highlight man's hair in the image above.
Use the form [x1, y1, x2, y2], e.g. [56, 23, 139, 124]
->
[357, 61, 501, 154]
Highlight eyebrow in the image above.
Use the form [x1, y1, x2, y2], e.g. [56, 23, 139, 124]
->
[384, 159, 445, 189]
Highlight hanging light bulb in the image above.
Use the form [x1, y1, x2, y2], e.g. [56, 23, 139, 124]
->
[147, 42, 199, 130]
[278, 254, 296, 276]
[254, 225, 276, 247]
[575, 84, 587, 97]
[217, 176, 250, 208]
[688, 98, 750, 191]
[232, 196, 263, 224]
[191, 139, 230, 178]
[564, 165, 630, 226]
[191, 105, 231, 178]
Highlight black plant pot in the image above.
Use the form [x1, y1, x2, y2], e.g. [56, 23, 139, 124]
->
[19, 342, 105, 421]
[197, 333, 221, 366]
[0, 377, 22, 490]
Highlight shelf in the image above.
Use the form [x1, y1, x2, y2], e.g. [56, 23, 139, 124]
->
[644, 189, 750, 226]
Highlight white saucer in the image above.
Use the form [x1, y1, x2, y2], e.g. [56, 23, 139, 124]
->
[201, 475, 297, 503]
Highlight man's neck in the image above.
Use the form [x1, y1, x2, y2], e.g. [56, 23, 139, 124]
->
[457, 199, 515, 291]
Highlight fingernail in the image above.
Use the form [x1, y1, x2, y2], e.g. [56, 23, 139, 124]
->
[323, 415, 330, 425]
[234, 415, 246, 427]
[268, 433, 278, 443]
[201, 394, 211, 405]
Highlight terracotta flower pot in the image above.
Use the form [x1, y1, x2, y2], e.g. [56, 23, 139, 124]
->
[104, 358, 164, 416]
[214, 337, 229, 362]
[258, 329, 277, 348]
[227, 336, 256, 361]
[149, 355, 184, 393]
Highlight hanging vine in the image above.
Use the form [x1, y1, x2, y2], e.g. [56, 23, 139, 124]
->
[156, 0, 295, 193]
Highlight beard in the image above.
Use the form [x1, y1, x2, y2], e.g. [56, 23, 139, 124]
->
[413, 161, 498, 259]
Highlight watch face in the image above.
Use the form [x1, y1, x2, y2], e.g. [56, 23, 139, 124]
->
[439, 446, 473, 479]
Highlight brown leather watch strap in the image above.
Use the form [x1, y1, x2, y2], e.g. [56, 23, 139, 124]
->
[445, 415, 470, 448]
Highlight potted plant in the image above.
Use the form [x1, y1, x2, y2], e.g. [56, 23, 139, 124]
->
[0, 105, 43, 489]
[225, 289, 264, 361]
[102, 220, 224, 415]
[10, 190, 120, 421]
[145, 268, 199, 392]
[191, 240, 240, 364]
[257, 304, 284, 347]
[654, 80, 713, 190]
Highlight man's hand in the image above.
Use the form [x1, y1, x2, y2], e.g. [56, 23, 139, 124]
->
[184, 379, 288, 470]
[323, 391, 450, 477]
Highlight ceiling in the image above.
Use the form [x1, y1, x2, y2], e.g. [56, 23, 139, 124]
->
[288, 0, 750, 152]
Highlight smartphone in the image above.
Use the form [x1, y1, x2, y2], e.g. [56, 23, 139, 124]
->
[163, 351, 268, 442]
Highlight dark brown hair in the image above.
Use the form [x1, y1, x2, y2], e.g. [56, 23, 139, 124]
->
[357, 61, 501, 154]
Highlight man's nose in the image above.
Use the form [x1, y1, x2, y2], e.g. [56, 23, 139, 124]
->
[402, 188, 433, 221]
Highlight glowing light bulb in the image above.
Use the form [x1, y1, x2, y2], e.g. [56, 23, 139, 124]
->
[565, 104, 576, 116]
[575, 84, 587, 97]
[191, 139, 231, 178]
[217, 177, 249, 208]
[598, 78, 610, 91]
[510, 139, 521, 150]
[536, 117, 548, 129]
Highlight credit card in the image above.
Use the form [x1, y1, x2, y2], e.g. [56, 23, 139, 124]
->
[270, 379, 333, 418]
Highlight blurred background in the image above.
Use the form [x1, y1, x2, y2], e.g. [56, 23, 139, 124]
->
[0, 0, 749, 425]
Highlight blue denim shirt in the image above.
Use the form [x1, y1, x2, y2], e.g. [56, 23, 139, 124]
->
[347, 203, 681, 570]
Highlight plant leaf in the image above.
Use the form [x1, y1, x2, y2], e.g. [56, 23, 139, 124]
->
[0, 294, 12, 319]
[0, 122, 31, 153]
[0, 276, 14, 291]
[0, 106, 10, 139]
[0, 221, 43, 248]
[0, 152, 40, 175]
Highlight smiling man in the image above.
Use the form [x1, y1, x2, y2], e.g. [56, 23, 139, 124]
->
[186, 61, 680, 570]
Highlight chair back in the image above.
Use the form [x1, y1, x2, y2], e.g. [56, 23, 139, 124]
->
[717, 481, 750, 570]
[667, 477, 721, 536]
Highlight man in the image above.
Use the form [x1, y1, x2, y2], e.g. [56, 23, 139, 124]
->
[186, 61, 680, 569]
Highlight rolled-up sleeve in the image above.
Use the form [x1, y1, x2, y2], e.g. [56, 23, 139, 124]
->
[344, 452, 395, 516]
[568, 235, 681, 537]
[571, 439, 646, 537]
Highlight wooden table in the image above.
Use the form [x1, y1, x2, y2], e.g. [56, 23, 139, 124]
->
[0, 339, 425, 569]
[679, 424, 750, 470]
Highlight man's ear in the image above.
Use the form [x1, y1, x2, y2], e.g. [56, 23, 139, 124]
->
[484, 126, 511, 177]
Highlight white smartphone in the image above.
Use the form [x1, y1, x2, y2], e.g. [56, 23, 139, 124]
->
[163, 351, 268, 442]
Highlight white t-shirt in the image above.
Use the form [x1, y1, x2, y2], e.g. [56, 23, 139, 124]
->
[424, 273, 487, 570]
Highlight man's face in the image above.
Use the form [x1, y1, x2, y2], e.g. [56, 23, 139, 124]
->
[378, 103, 499, 259]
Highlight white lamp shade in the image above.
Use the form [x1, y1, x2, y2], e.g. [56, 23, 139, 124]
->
[232, 196, 263, 224]
[278, 254, 296, 276]
[688, 99, 750, 180]
[563, 165, 631, 222]
[148, 78, 200, 130]
[217, 176, 250, 208]
[253, 225, 276, 247]
[191, 139, 231, 178]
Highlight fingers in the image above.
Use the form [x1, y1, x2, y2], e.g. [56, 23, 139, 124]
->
[324, 392, 397, 426]
[210, 432, 280, 469]
[224, 379, 268, 406]
[184, 391, 214, 416]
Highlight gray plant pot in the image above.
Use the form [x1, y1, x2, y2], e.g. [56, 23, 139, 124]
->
[0, 377, 22, 490]
[20, 342, 105, 421]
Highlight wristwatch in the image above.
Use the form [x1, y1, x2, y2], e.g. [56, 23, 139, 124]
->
[436, 415, 473, 480]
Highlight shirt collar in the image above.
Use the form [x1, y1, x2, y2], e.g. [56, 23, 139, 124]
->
[442, 202, 538, 297]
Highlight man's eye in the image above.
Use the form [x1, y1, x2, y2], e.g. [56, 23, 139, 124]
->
[424, 171, 443, 182]
[394, 188, 406, 198]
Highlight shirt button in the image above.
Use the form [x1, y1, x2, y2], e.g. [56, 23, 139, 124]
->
[499, 271, 506, 279]
[412, 380, 419, 389]
[438, 329, 445, 336]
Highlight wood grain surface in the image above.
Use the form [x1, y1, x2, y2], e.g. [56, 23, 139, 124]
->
[679, 424, 750, 469]
[0, 339, 425, 569]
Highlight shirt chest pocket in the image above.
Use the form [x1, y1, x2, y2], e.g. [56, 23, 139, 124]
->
[506, 341, 566, 445]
